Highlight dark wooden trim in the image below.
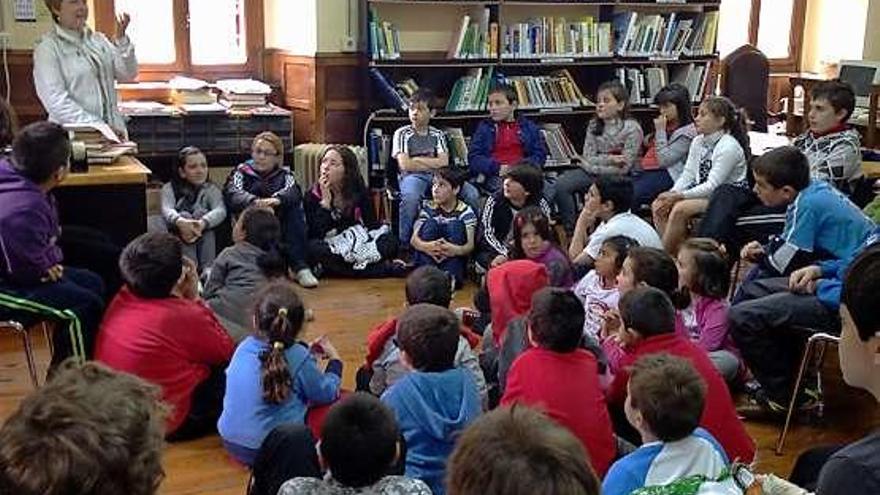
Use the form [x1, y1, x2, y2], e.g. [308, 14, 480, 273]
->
[6, 50, 46, 125]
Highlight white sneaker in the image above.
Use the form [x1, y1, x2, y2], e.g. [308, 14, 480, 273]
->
[296, 268, 319, 288]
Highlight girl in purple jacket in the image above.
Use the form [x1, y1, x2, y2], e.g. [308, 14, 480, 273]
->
[676, 238, 742, 384]
[509, 206, 574, 288]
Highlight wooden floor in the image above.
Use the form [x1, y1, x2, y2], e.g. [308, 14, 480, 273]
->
[1, 278, 878, 494]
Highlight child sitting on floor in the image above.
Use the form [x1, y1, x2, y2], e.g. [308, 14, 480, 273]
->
[446, 405, 601, 495]
[363, 265, 486, 405]
[160, 146, 226, 271]
[95, 232, 235, 441]
[218, 281, 341, 466]
[381, 304, 482, 494]
[676, 238, 742, 384]
[501, 288, 617, 477]
[509, 206, 574, 288]
[411, 167, 477, 288]
[605, 287, 755, 464]
[204, 207, 288, 341]
[278, 393, 431, 495]
[603, 353, 730, 495]
[574, 235, 637, 341]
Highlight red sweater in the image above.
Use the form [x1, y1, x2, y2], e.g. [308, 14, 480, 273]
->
[502, 348, 616, 476]
[95, 288, 235, 433]
[606, 333, 755, 463]
[493, 121, 524, 166]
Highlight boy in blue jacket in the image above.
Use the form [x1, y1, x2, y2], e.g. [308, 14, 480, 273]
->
[0, 122, 104, 367]
[468, 84, 550, 199]
[381, 303, 482, 495]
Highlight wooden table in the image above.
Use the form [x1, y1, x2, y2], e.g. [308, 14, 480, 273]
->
[56, 155, 151, 246]
[787, 75, 880, 148]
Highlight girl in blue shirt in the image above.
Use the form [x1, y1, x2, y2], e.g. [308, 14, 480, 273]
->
[218, 281, 341, 465]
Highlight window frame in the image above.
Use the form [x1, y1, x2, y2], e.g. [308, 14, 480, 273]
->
[94, 0, 264, 81]
[743, 0, 807, 73]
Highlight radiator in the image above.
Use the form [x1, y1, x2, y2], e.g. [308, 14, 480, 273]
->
[293, 143, 368, 188]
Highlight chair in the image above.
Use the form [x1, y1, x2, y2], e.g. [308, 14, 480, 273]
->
[720, 45, 770, 132]
[775, 330, 841, 455]
[0, 319, 51, 389]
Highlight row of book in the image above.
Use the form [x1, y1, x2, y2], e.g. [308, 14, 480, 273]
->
[449, 9, 499, 59]
[501, 17, 613, 59]
[613, 11, 719, 57]
[614, 62, 710, 105]
[500, 70, 593, 110]
[447, 67, 496, 112]
[368, 7, 402, 60]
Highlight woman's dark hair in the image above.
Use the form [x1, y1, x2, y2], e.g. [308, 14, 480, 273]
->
[679, 238, 729, 301]
[509, 206, 558, 260]
[0, 99, 17, 150]
[654, 83, 693, 127]
[239, 207, 288, 278]
[700, 96, 751, 161]
[601, 235, 638, 272]
[323, 145, 367, 218]
[591, 80, 630, 136]
[505, 163, 544, 201]
[254, 281, 306, 405]
[626, 247, 688, 309]
[170, 146, 207, 209]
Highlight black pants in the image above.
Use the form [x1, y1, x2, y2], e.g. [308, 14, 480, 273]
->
[167, 365, 227, 442]
[308, 233, 398, 278]
[59, 225, 123, 298]
[0, 267, 104, 367]
[249, 424, 321, 495]
[729, 277, 840, 403]
[697, 184, 786, 258]
[789, 444, 845, 491]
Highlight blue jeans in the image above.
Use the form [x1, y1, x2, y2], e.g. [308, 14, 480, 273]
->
[398, 172, 480, 246]
[279, 202, 309, 271]
[632, 170, 673, 209]
[413, 217, 468, 285]
[553, 167, 593, 232]
[0, 267, 104, 366]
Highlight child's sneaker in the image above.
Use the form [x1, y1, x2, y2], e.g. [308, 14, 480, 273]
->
[295, 268, 319, 288]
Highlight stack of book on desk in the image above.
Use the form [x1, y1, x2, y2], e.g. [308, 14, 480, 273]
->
[216, 79, 273, 110]
[170, 77, 226, 114]
[64, 123, 138, 164]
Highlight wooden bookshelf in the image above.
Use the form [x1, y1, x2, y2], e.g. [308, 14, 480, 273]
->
[362, 0, 721, 185]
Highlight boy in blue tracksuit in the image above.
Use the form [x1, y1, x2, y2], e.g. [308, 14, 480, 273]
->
[468, 84, 550, 200]
[381, 304, 481, 495]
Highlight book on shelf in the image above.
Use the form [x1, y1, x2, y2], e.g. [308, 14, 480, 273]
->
[443, 127, 469, 169]
[502, 16, 612, 59]
[367, 128, 392, 188]
[540, 123, 579, 166]
[369, 7, 401, 60]
[615, 63, 710, 104]
[369, 69, 409, 111]
[670, 62, 712, 102]
[446, 67, 495, 113]
[613, 11, 718, 58]
[499, 69, 592, 110]
[449, 10, 498, 60]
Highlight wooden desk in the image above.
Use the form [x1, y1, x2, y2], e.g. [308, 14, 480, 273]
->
[55, 155, 151, 246]
[787, 75, 880, 148]
[863, 161, 880, 179]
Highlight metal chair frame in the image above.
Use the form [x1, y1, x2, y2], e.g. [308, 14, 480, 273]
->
[0, 320, 48, 388]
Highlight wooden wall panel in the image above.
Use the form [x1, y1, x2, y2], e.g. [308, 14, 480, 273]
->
[6, 50, 46, 126]
[264, 50, 364, 145]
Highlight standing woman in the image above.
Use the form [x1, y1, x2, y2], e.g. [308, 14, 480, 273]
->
[33, 0, 137, 140]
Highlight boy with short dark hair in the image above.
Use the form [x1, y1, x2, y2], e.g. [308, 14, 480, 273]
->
[606, 287, 755, 464]
[0, 121, 105, 367]
[278, 393, 431, 495]
[501, 287, 616, 477]
[468, 84, 547, 195]
[411, 167, 477, 286]
[381, 304, 482, 495]
[363, 266, 485, 402]
[95, 232, 235, 440]
[394, 89, 479, 250]
[741, 145, 874, 278]
[446, 405, 601, 495]
[0, 361, 166, 495]
[793, 80, 862, 190]
[603, 354, 730, 495]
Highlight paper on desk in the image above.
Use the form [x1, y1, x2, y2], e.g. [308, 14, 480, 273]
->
[748, 131, 791, 156]
[63, 122, 121, 143]
[170, 76, 211, 91]
[216, 78, 272, 95]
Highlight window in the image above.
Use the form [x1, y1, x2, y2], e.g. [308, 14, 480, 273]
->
[717, 0, 807, 72]
[94, 0, 263, 80]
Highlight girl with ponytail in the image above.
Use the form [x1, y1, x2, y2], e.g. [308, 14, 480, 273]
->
[218, 280, 341, 466]
[652, 95, 750, 255]
[204, 206, 291, 342]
